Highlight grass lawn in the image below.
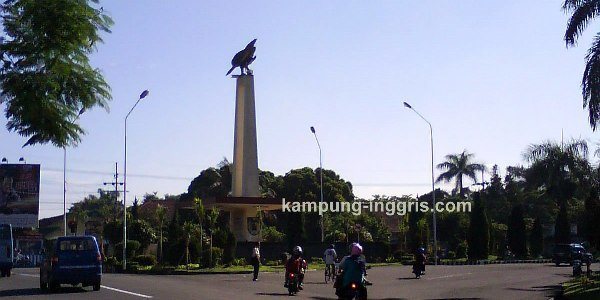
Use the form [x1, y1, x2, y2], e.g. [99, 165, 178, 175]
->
[563, 274, 600, 300]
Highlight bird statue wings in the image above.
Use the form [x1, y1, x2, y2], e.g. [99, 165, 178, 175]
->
[226, 39, 257, 76]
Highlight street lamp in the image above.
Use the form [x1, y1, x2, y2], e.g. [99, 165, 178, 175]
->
[64, 108, 85, 236]
[310, 126, 324, 242]
[124, 90, 149, 271]
[403, 101, 438, 265]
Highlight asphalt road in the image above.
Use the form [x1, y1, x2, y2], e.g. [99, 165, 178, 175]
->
[0, 263, 591, 299]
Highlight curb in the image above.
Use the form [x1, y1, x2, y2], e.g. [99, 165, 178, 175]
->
[438, 259, 552, 265]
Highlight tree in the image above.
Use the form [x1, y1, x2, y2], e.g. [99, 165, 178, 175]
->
[193, 198, 205, 261]
[467, 192, 489, 260]
[555, 204, 571, 244]
[131, 197, 139, 220]
[529, 217, 544, 258]
[155, 204, 166, 264]
[507, 205, 528, 258]
[524, 140, 589, 244]
[0, 0, 113, 147]
[436, 150, 485, 197]
[563, 0, 600, 130]
[182, 221, 200, 269]
[206, 207, 219, 268]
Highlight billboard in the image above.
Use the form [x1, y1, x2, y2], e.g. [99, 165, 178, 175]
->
[0, 164, 40, 228]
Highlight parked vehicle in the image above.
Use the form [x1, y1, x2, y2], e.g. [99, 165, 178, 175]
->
[553, 243, 593, 266]
[40, 236, 102, 292]
[0, 224, 13, 277]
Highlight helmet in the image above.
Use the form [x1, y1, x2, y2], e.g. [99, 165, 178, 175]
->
[418, 247, 425, 254]
[330, 244, 335, 249]
[350, 243, 363, 256]
[293, 246, 303, 256]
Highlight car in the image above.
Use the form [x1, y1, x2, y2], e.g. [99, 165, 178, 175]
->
[40, 236, 102, 292]
[552, 243, 593, 266]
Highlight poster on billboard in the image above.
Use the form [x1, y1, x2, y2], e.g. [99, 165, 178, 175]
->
[0, 164, 40, 228]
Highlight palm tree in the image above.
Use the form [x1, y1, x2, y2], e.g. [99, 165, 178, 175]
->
[523, 139, 590, 244]
[436, 150, 485, 197]
[564, 0, 600, 130]
[206, 207, 219, 267]
[182, 221, 200, 269]
[193, 198, 205, 264]
[523, 139, 589, 206]
[155, 204, 167, 264]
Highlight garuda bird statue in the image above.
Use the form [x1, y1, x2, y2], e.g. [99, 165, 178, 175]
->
[226, 39, 257, 76]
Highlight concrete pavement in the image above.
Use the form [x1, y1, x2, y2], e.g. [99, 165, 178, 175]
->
[0, 263, 589, 299]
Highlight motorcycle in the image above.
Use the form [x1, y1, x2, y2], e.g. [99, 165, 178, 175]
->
[412, 262, 425, 279]
[287, 272, 300, 296]
[573, 259, 582, 277]
[338, 281, 367, 300]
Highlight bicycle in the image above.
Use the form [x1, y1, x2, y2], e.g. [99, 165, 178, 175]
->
[325, 263, 336, 283]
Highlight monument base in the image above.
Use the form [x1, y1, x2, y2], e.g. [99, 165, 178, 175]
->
[205, 197, 281, 242]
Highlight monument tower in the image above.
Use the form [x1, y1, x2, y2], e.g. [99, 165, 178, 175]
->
[207, 39, 280, 242]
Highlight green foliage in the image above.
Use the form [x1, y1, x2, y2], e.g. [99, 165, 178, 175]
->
[133, 254, 157, 266]
[128, 219, 156, 250]
[508, 205, 528, 258]
[529, 217, 544, 257]
[563, 0, 600, 130]
[555, 204, 571, 244]
[261, 225, 285, 242]
[0, 0, 113, 147]
[467, 193, 489, 260]
[115, 240, 141, 259]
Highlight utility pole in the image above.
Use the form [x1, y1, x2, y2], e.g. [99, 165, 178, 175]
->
[103, 162, 124, 215]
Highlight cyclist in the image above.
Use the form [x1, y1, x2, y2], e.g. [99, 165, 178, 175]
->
[323, 244, 337, 281]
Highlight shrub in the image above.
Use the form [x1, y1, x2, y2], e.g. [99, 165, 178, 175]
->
[231, 258, 246, 266]
[133, 255, 157, 266]
[310, 257, 324, 264]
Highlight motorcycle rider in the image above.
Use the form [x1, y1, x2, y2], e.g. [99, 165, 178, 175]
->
[413, 247, 426, 277]
[285, 246, 307, 289]
[336, 243, 367, 299]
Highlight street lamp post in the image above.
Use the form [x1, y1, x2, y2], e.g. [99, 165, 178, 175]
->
[403, 101, 438, 265]
[310, 126, 324, 243]
[63, 109, 84, 236]
[123, 90, 149, 271]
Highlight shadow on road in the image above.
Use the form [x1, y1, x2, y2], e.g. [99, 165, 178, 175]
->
[506, 284, 562, 298]
[311, 298, 408, 300]
[0, 287, 86, 297]
[397, 277, 418, 280]
[256, 292, 292, 296]
[304, 281, 329, 285]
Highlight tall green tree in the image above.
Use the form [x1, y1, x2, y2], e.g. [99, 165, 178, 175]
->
[0, 0, 113, 147]
[467, 192, 490, 260]
[436, 150, 485, 197]
[155, 204, 166, 264]
[563, 0, 600, 130]
[524, 140, 590, 243]
[555, 204, 571, 244]
[529, 217, 544, 257]
[507, 205, 528, 258]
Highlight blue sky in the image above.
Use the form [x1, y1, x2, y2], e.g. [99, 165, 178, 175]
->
[1, 1, 598, 219]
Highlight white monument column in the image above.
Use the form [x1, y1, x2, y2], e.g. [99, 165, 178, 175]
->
[231, 74, 260, 198]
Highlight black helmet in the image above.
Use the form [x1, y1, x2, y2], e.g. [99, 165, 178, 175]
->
[330, 244, 335, 249]
[293, 246, 303, 256]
